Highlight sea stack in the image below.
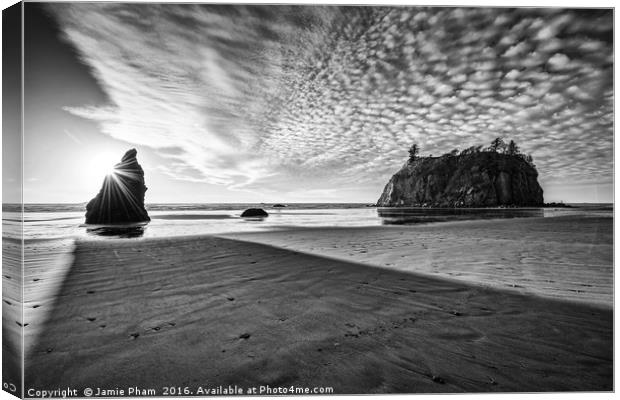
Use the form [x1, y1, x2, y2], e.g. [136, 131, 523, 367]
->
[85, 149, 150, 224]
[377, 150, 544, 207]
[241, 208, 269, 218]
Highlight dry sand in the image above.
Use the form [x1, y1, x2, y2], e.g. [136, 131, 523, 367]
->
[24, 215, 612, 394]
[3, 237, 75, 397]
[2, 237, 23, 393]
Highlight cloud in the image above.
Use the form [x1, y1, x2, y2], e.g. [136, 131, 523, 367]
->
[49, 5, 613, 197]
[547, 53, 572, 71]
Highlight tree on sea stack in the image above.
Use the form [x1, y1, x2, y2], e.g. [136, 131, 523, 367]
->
[408, 143, 419, 163]
[506, 140, 521, 156]
[525, 154, 535, 167]
[489, 137, 506, 153]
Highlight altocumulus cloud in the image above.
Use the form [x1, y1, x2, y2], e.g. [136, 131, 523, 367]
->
[50, 5, 613, 196]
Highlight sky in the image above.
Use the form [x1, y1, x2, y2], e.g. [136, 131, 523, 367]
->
[15, 3, 614, 203]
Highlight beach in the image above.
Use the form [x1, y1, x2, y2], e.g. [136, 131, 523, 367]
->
[22, 213, 612, 393]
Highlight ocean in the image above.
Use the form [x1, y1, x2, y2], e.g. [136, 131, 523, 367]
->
[1, 203, 613, 241]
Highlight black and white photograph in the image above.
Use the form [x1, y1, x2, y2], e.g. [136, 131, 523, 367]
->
[1, 1, 614, 397]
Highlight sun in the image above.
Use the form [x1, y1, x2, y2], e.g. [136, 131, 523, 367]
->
[86, 151, 121, 182]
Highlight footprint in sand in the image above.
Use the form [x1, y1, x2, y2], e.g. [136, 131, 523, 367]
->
[433, 326, 485, 342]
[148, 322, 176, 332]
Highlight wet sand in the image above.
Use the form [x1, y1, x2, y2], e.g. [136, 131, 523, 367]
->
[222, 215, 613, 306]
[24, 215, 612, 393]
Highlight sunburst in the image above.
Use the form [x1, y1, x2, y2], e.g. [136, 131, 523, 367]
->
[87, 154, 147, 224]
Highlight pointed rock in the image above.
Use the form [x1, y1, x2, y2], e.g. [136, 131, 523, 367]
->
[85, 149, 150, 224]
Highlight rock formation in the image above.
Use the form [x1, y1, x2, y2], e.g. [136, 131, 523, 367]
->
[85, 149, 150, 224]
[377, 152, 544, 207]
[241, 208, 269, 217]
